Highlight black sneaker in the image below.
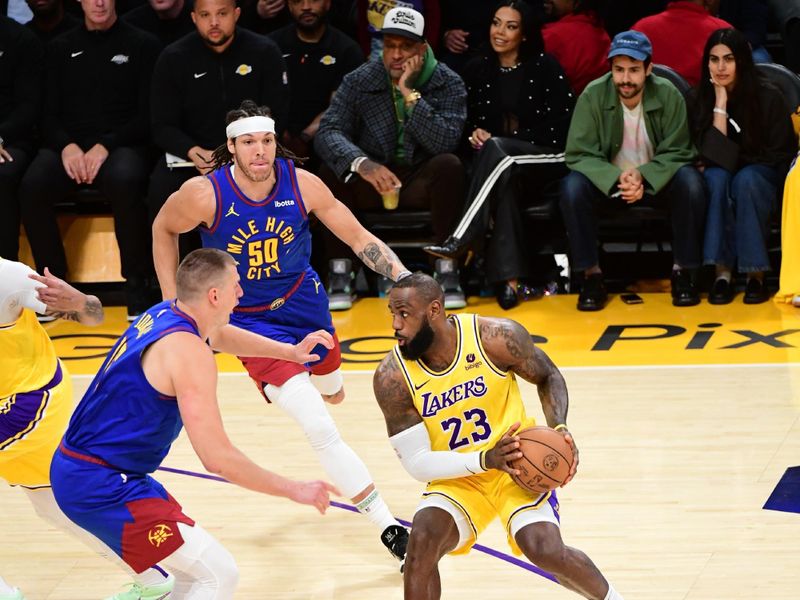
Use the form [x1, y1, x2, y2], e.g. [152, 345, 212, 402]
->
[577, 273, 607, 311]
[326, 258, 356, 311]
[671, 269, 700, 307]
[381, 524, 409, 572]
[434, 258, 466, 309]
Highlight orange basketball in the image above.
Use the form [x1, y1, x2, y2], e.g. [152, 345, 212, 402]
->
[509, 426, 574, 494]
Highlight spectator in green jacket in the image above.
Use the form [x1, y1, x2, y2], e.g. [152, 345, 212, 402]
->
[560, 30, 706, 311]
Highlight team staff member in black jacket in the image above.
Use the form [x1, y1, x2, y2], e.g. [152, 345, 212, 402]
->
[146, 0, 290, 254]
[0, 15, 43, 262]
[19, 0, 159, 320]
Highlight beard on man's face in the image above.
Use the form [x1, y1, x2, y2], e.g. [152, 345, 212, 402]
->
[398, 317, 435, 361]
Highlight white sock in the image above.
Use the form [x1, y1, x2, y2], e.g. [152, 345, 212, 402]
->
[604, 582, 624, 600]
[355, 488, 400, 532]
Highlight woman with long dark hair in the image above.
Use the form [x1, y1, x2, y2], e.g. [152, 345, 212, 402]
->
[424, 0, 575, 309]
[689, 28, 796, 304]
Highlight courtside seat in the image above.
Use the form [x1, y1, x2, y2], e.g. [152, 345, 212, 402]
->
[357, 209, 433, 250]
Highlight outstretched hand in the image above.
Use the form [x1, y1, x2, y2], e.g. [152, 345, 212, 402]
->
[293, 329, 334, 363]
[483, 422, 523, 475]
[291, 480, 340, 514]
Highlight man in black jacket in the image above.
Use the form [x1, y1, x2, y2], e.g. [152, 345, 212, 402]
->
[18, 0, 159, 319]
[0, 15, 43, 262]
[146, 0, 290, 254]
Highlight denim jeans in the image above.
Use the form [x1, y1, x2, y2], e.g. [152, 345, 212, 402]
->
[702, 164, 780, 273]
[559, 165, 707, 272]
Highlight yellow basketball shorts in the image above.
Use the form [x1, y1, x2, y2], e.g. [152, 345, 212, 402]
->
[0, 362, 73, 488]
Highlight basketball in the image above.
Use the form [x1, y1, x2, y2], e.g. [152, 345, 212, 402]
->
[509, 426, 574, 494]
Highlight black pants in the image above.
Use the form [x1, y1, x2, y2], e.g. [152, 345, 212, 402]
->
[318, 153, 465, 264]
[559, 166, 707, 272]
[146, 159, 202, 257]
[454, 137, 568, 283]
[19, 147, 153, 280]
[0, 146, 33, 260]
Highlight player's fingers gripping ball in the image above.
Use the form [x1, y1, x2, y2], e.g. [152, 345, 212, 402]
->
[509, 426, 575, 494]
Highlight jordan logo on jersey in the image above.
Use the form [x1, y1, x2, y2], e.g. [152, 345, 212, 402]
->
[225, 203, 240, 218]
[420, 376, 487, 417]
[223, 217, 295, 280]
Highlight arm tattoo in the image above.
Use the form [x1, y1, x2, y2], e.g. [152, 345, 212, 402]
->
[373, 356, 423, 436]
[480, 318, 569, 426]
[358, 241, 403, 280]
[46, 310, 80, 322]
[80, 297, 104, 324]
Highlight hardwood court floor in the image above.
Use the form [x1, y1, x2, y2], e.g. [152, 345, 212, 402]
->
[3, 296, 800, 599]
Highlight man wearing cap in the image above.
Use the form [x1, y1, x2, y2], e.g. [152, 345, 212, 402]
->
[315, 6, 467, 310]
[560, 30, 706, 311]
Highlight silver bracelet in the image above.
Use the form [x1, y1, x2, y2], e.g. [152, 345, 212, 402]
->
[396, 270, 412, 281]
[713, 107, 728, 116]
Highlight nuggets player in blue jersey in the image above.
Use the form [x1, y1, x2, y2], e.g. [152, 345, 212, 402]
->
[373, 273, 626, 600]
[0, 258, 107, 600]
[153, 101, 412, 567]
[50, 249, 338, 600]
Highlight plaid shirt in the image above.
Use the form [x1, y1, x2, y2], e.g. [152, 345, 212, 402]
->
[315, 59, 467, 179]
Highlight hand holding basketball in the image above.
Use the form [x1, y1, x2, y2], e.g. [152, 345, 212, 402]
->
[483, 422, 523, 474]
[508, 426, 577, 494]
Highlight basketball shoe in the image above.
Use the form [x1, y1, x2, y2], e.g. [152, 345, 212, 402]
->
[381, 524, 410, 572]
[105, 574, 174, 600]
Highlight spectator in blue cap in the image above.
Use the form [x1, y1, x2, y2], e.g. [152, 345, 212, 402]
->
[559, 29, 707, 311]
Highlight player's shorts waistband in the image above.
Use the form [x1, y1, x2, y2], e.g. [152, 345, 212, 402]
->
[57, 442, 116, 469]
[234, 271, 306, 313]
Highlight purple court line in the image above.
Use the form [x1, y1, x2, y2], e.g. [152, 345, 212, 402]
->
[157, 465, 558, 583]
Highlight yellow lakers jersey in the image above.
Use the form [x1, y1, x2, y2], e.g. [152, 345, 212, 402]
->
[392, 313, 530, 453]
[0, 308, 58, 397]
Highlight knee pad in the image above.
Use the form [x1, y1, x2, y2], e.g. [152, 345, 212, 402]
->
[310, 370, 343, 396]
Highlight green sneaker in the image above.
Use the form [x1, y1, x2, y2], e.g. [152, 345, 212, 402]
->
[105, 574, 174, 600]
[0, 588, 25, 600]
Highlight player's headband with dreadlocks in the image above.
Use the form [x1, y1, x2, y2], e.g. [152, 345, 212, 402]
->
[225, 116, 276, 139]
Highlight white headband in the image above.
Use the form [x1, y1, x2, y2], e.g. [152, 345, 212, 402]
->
[226, 116, 276, 139]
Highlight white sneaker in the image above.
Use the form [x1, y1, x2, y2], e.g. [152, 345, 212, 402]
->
[105, 574, 174, 600]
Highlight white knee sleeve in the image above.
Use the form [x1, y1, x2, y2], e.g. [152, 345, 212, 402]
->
[161, 522, 239, 600]
[265, 373, 372, 498]
[310, 370, 343, 396]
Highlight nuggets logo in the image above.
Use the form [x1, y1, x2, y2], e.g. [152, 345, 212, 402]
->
[148, 524, 173, 548]
[320, 55, 336, 66]
[543, 454, 559, 472]
[236, 64, 253, 76]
